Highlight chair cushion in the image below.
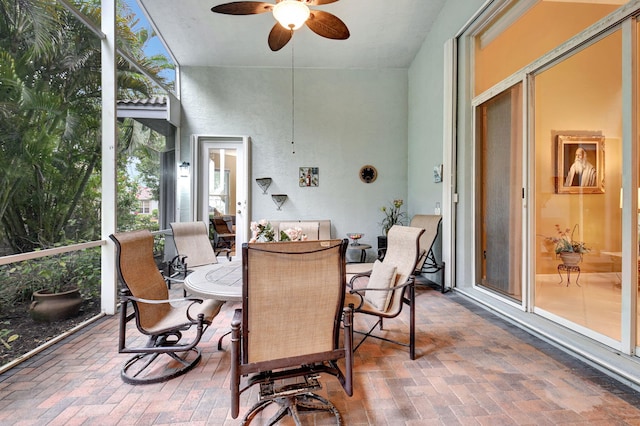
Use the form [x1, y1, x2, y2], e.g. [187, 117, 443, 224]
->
[364, 260, 397, 311]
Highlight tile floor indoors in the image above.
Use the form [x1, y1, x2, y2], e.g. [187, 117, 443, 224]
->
[1, 276, 640, 425]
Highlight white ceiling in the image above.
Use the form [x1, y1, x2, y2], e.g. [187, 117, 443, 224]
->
[138, 0, 447, 69]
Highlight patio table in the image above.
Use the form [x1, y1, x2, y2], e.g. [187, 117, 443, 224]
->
[184, 261, 242, 302]
[184, 261, 242, 350]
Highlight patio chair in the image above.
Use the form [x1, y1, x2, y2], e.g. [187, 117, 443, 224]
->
[410, 214, 447, 293]
[110, 230, 223, 385]
[211, 216, 235, 261]
[167, 221, 219, 290]
[345, 225, 424, 359]
[231, 239, 353, 424]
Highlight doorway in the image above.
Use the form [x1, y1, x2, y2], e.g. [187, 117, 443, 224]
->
[191, 135, 250, 262]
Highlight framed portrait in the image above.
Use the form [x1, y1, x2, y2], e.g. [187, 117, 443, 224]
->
[299, 167, 319, 187]
[556, 134, 604, 194]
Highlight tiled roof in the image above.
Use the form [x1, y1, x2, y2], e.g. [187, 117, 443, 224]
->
[117, 96, 167, 106]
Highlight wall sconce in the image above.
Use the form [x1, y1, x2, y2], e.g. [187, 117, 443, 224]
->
[271, 194, 288, 210]
[256, 177, 272, 194]
[179, 161, 190, 177]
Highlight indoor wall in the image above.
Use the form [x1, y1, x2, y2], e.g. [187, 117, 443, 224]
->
[474, 1, 619, 96]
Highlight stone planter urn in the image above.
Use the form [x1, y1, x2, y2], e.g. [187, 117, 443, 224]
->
[30, 287, 83, 322]
[559, 252, 582, 267]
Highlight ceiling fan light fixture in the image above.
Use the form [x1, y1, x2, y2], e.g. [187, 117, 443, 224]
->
[272, 0, 310, 30]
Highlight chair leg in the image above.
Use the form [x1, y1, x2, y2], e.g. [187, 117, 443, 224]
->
[409, 279, 416, 360]
[352, 317, 383, 352]
[121, 348, 202, 385]
[350, 280, 417, 359]
[242, 391, 342, 425]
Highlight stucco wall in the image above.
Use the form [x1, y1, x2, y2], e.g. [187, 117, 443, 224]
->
[179, 1, 490, 259]
[407, 0, 486, 218]
[179, 66, 408, 258]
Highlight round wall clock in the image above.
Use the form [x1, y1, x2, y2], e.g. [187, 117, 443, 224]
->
[359, 165, 377, 183]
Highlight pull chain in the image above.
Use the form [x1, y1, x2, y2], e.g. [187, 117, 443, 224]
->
[291, 33, 295, 155]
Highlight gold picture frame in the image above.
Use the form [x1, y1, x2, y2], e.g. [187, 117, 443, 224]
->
[556, 134, 604, 194]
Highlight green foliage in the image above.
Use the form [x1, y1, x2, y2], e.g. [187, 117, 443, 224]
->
[0, 247, 101, 310]
[380, 199, 407, 235]
[0, 325, 19, 350]
[0, 0, 172, 253]
[544, 224, 590, 254]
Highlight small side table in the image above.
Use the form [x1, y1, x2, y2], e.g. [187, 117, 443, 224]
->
[347, 244, 371, 263]
[557, 264, 581, 287]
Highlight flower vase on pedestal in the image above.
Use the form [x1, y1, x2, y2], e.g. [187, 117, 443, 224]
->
[559, 252, 581, 266]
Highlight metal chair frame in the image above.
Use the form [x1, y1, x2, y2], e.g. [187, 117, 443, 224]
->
[346, 225, 424, 360]
[110, 230, 222, 385]
[231, 239, 354, 425]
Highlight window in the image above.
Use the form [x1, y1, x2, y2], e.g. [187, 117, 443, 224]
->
[474, 0, 620, 95]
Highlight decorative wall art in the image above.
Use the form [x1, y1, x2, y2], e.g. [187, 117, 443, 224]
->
[299, 167, 319, 187]
[556, 134, 604, 194]
[433, 164, 443, 183]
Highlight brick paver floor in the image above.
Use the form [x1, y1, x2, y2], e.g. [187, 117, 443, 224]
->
[1, 279, 640, 425]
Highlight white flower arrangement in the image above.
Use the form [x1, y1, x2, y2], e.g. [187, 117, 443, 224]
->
[250, 220, 307, 242]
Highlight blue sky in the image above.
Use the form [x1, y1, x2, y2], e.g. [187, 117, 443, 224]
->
[123, 0, 175, 83]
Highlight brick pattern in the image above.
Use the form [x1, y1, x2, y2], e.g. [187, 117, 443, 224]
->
[1, 278, 640, 425]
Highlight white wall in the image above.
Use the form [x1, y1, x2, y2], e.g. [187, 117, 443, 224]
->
[179, 66, 408, 259]
[407, 0, 487, 218]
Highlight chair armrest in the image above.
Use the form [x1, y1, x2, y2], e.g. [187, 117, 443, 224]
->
[349, 275, 415, 294]
[348, 272, 371, 289]
[122, 294, 203, 305]
[162, 274, 185, 283]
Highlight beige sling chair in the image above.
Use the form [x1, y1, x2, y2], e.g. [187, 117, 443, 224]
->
[110, 230, 223, 384]
[410, 214, 447, 293]
[231, 239, 354, 425]
[165, 221, 218, 292]
[345, 225, 424, 360]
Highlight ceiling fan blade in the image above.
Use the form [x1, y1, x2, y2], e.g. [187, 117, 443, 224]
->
[305, 0, 340, 5]
[306, 10, 349, 40]
[268, 24, 292, 51]
[211, 1, 274, 15]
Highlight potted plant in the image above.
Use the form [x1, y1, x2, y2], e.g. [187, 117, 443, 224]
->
[544, 224, 590, 266]
[377, 199, 407, 258]
[380, 199, 407, 236]
[2, 249, 100, 322]
[27, 255, 84, 322]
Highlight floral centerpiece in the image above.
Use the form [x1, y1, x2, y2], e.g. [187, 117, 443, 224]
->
[380, 199, 407, 235]
[544, 224, 590, 265]
[249, 220, 307, 242]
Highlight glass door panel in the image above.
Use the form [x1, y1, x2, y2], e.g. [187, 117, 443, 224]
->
[474, 1, 620, 96]
[636, 18, 640, 352]
[533, 30, 622, 342]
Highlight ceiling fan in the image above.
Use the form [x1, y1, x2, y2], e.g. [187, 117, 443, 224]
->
[211, 0, 350, 51]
